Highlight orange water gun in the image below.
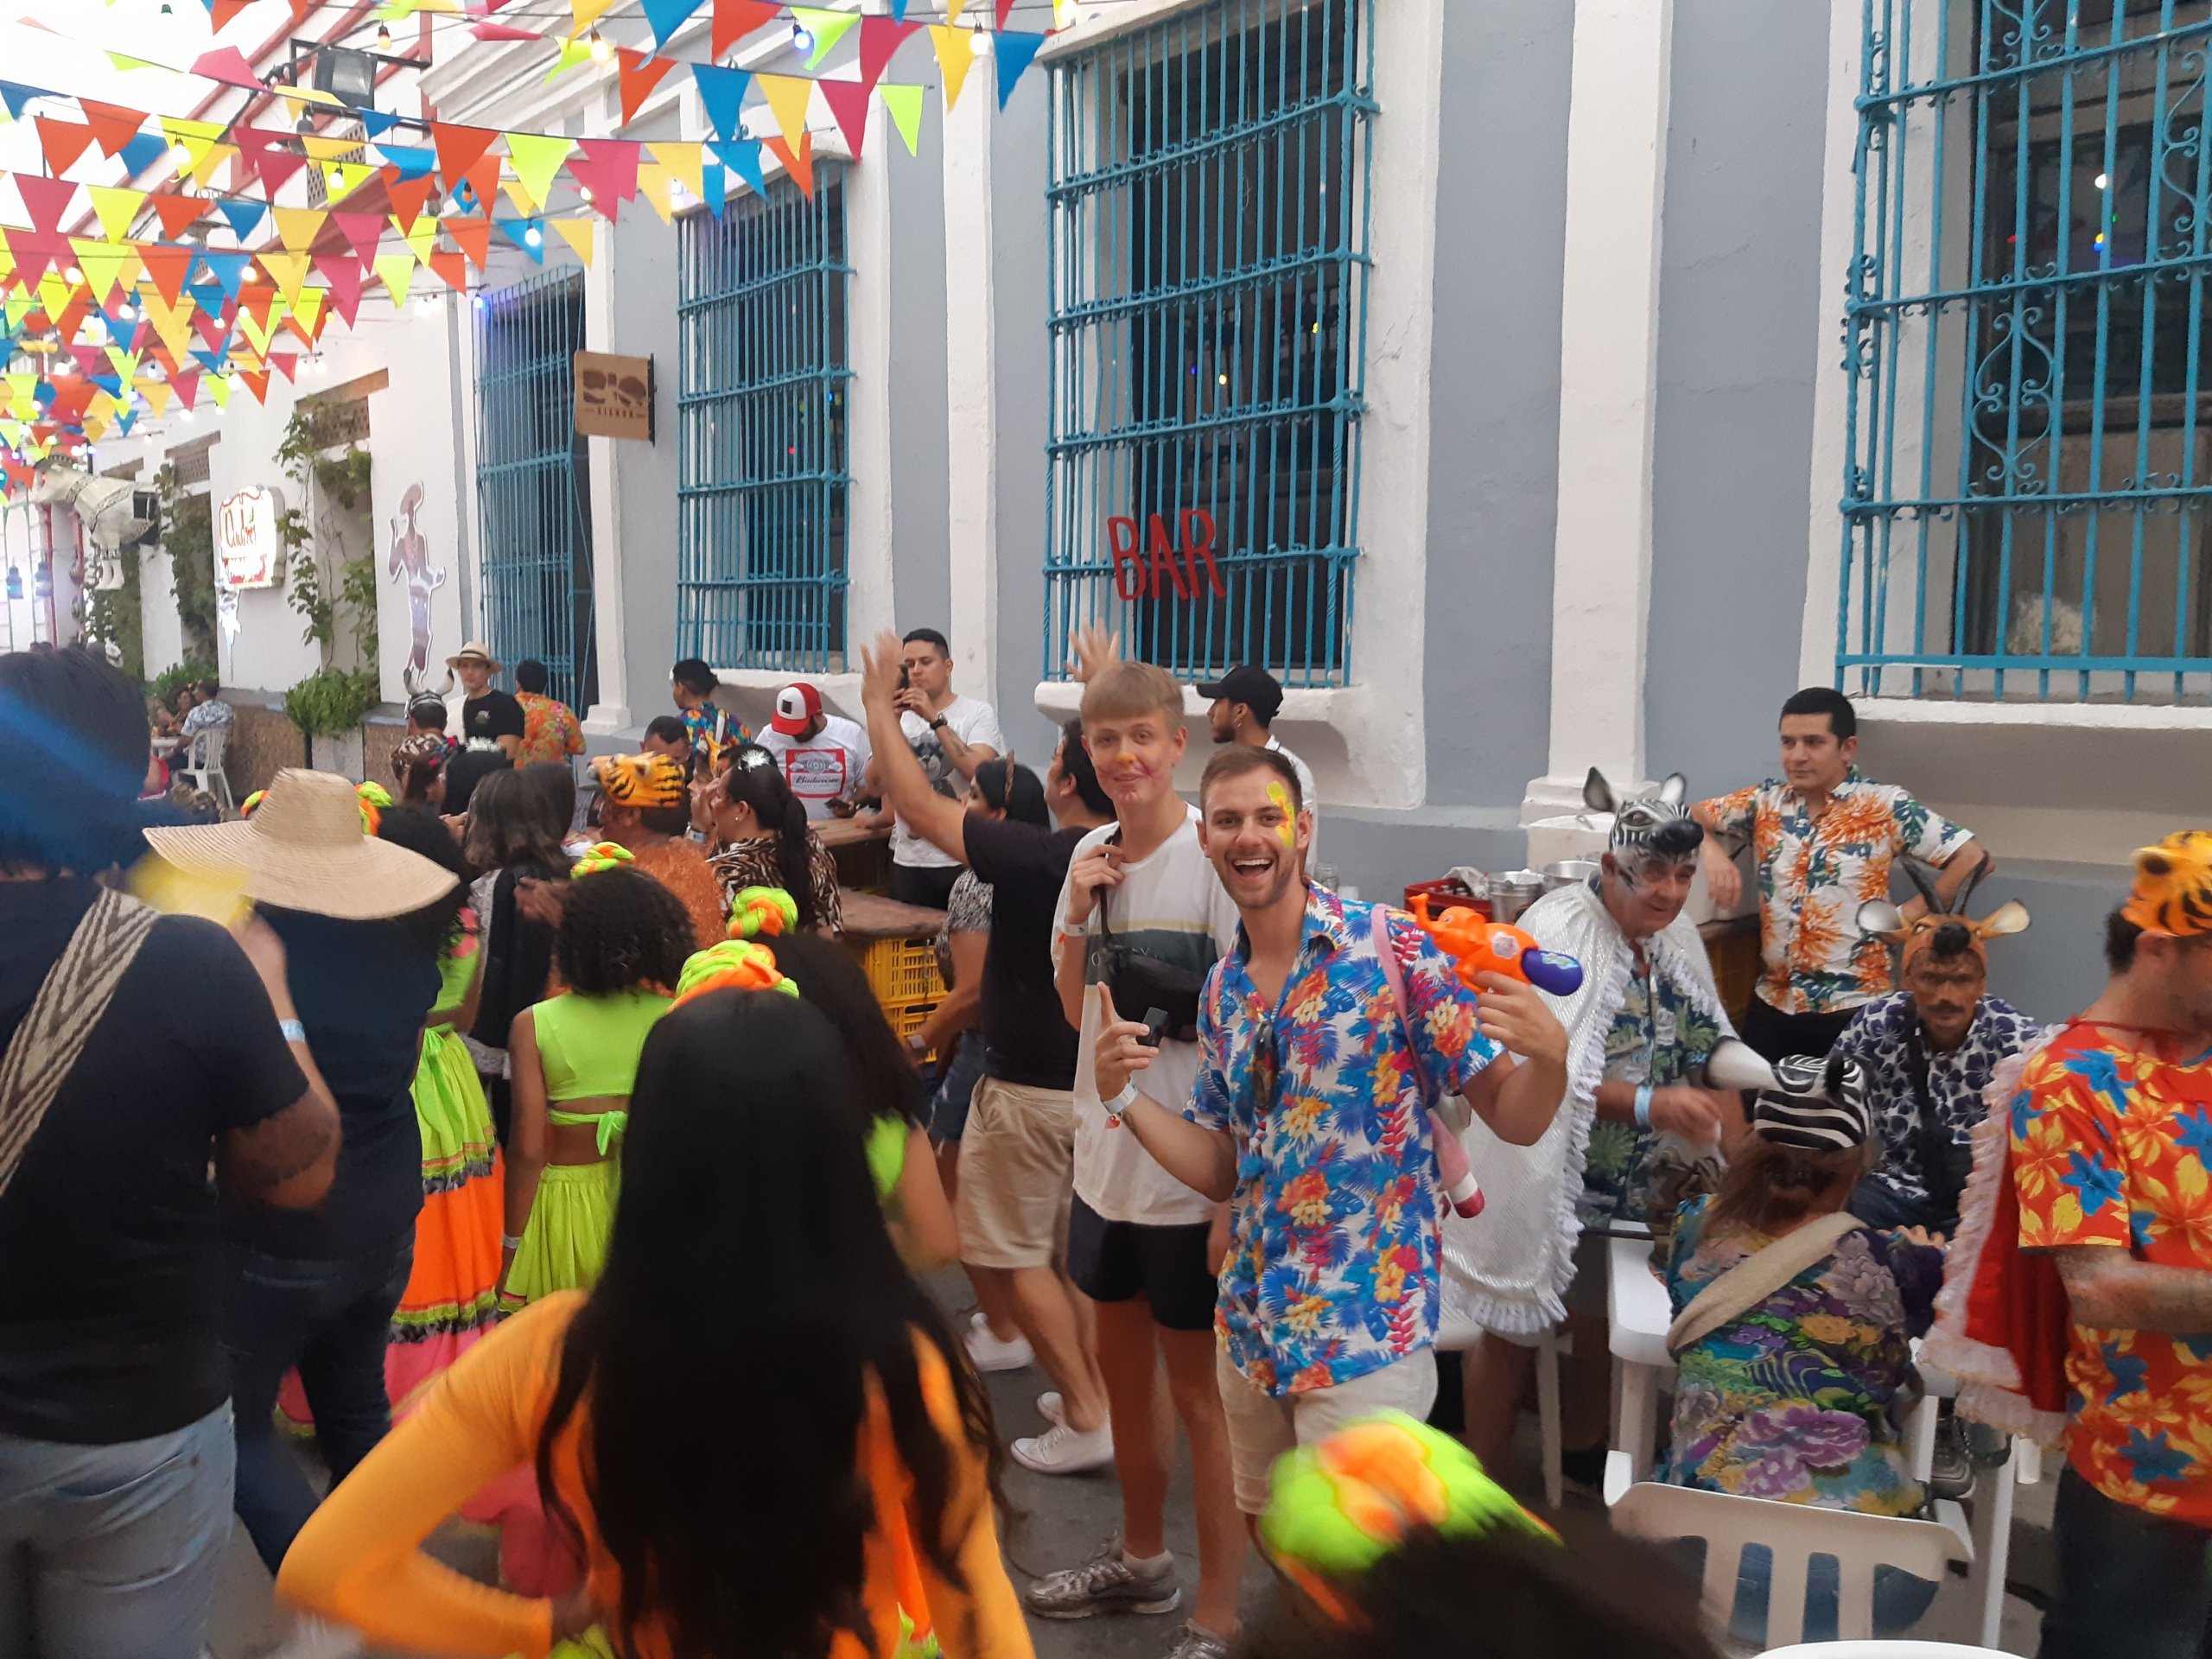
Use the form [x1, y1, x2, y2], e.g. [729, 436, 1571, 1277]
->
[1408, 895, 1585, 998]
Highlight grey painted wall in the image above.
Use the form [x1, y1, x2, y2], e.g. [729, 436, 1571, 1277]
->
[990, 68, 1059, 768]
[608, 181, 683, 729]
[1643, 0, 1828, 800]
[889, 103, 952, 643]
[1421, 0, 1574, 811]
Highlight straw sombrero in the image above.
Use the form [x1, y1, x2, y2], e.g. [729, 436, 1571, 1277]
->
[143, 767, 459, 920]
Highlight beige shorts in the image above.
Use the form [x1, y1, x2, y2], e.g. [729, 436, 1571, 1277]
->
[955, 1077, 1076, 1271]
[1217, 1342, 1440, 1515]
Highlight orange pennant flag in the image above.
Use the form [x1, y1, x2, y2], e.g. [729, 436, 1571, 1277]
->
[139, 245, 194, 307]
[429, 248, 471, 294]
[765, 131, 815, 200]
[239, 369, 271, 405]
[442, 215, 492, 272]
[387, 175, 436, 232]
[78, 99, 149, 159]
[150, 194, 207, 238]
[35, 118, 96, 175]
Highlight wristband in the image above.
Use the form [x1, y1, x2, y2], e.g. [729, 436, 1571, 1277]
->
[1056, 917, 1091, 944]
[1103, 1083, 1137, 1128]
[1633, 1081, 1655, 1130]
[501, 1234, 524, 1252]
[278, 1018, 307, 1045]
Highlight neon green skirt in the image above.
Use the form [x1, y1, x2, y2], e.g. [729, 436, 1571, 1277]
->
[501, 1159, 619, 1310]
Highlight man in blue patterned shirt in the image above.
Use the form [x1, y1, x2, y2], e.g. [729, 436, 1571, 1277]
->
[1831, 914, 2042, 1234]
[1100, 745, 1568, 1519]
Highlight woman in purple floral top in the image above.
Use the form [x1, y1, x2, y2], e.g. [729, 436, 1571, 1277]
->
[1662, 1058, 1945, 1518]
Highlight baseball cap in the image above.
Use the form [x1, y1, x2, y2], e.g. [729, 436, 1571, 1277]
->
[771, 681, 823, 736]
[1196, 664, 1284, 723]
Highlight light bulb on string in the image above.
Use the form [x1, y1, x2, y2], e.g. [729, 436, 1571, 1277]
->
[588, 27, 612, 62]
[578, 184, 594, 203]
[970, 25, 993, 54]
[376, 21, 392, 48]
[524, 226, 543, 247]
[170, 143, 192, 169]
[791, 19, 813, 54]
[64, 266, 83, 285]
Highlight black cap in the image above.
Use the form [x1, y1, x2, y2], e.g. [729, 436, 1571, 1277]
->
[1196, 664, 1284, 724]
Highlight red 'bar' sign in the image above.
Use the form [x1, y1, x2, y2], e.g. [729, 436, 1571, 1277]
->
[1107, 510, 1225, 601]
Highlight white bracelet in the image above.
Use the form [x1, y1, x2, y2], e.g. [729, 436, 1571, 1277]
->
[1103, 1083, 1137, 1125]
[1056, 917, 1092, 944]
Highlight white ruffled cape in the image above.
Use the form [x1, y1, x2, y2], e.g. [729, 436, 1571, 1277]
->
[1436, 880, 1733, 1339]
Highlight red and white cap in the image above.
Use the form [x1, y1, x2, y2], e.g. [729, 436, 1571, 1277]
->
[770, 681, 823, 735]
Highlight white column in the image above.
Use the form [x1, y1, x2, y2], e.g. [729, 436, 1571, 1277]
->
[1525, 0, 1675, 816]
[580, 214, 632, 733]
[843, 86, 897, 661]
[942, 55, 997, 710]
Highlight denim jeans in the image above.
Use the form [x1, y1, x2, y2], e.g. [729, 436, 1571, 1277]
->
[2043, 1465, 2212, 1659]
[223, 1230, 413, 1573]
[0, 1402, 235, 1659]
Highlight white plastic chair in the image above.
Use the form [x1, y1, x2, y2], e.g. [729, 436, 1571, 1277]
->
[1605, 1451, 1973, 1647]
[177, 725, 234, 816]
[1438, 1314, 1568, 1510]
[1758, 1644, 2012, 1658]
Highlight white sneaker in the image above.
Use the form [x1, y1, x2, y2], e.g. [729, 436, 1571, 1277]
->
[1038, 1390, 1065, 1427]
[1011, 1417, 1115, 1475]
[964, 1311, 1033, 1373]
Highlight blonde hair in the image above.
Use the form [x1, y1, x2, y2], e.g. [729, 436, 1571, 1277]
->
[1081, 661, 1185, 728]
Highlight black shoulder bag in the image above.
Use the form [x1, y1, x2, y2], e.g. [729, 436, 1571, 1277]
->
[1092, 830, 1208, 1042]
[1903, 1007, 1974, 1226]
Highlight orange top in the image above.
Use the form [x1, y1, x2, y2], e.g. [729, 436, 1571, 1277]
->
[276, 1294, 1032, 1659]
[626, 836, 732, 954]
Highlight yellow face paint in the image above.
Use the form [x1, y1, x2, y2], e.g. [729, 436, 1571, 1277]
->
[1266, 781, 1297, 847]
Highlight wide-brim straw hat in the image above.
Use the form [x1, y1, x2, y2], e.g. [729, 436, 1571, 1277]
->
[446, 639, 503, 672]
[143, 767, 459, 920]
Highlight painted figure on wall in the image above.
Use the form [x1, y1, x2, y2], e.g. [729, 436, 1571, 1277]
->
[387, 482, 448, 682]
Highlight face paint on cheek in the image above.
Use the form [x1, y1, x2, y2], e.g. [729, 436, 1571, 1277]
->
[1265, 782, 1297, 848]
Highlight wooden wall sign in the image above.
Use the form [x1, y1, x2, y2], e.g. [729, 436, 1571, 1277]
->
[574, 352, 655, 442]
[1107, 509, 1224, 601]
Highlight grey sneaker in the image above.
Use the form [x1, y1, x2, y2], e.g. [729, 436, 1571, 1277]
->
[1163, 1622, 1232, 1659]
[1024, 1537, 1181, 1619]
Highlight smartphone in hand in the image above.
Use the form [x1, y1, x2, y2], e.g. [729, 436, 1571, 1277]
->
[1141, 1007, 1173, 1050]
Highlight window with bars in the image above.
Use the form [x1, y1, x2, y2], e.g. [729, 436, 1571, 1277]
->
[1042, 0, 1375, 688]
[474, 267, 596, 710]
[676, 166, 851, 674]
[1842, 0, 2212, 705]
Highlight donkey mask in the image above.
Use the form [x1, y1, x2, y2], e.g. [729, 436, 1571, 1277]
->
[1855, 861, 2030, 973]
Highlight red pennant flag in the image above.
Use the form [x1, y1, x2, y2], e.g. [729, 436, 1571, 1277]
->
[52, 296, 92, 346]
[6, 231, 67, 287]
[386, 175, 436, 232]
[193, 306, 231, 350]
[859, 17, 923, 89]
[568, 138, 643, 208]
[454, 154, 501, 219]
[429, 249, 471, 295]
[78, 99, 149, 159]
[190, 48, 262, 90]
[68, 345, 108, 377]
[995, 0, 1016, 25]
[617, 49, 679, 127]
[268, 353, 298, 384]
[212, 0, 256, 29]
[237, 284, 281, 330]
[15, 176, 79, 236]
[170, 370, 200, 409]
[315, 254, 363, 327]
[765, 131, 814, 200]
[140, 245, 195, 306]
[433, 123, 497, 192]
[240, 370, 271, 405]
[819, 79, 871, 159]
[442, 214, 493, 272]
[150, 194, 207, 238]
[331, 211, 384, 266]
[35, 118, 96, 176]
[712, 0, 782, 58]
[471, 22, 538, 40]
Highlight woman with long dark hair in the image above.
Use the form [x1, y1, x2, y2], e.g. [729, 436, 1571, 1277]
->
[277, 990, 1029, 1659]
[707, 741, 842, 932]
[462, 768, 571, 1144]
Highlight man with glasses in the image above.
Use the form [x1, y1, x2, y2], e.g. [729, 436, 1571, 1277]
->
[1096, 744, 1567, 1535]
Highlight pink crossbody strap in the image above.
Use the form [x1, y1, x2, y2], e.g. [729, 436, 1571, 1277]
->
[1370, 905, 1483, 1218]
[1370, 905, 1434, 1109]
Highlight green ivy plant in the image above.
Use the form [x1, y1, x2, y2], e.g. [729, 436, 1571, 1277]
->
[80, 553, 144, 682]
[283, 664, 383, 739]
[274, 410, 377, 664]
[153, 467, 217, 665]
[149, 658, 216, 709]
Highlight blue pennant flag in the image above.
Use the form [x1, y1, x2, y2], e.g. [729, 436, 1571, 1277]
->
[189, 348, 227, 374]
[119, 132, 168, 176]
[889, 0, 907, 17]
[639, 0, 704, 50]
[996, 32, 1046, 108]
[355, 108, 400, 141]
[88, 374, 123, 398]
[701, 159, 727, 216]
[194, 251, 251, 304]
[712, 138, 765, 200]
[493, 215, 546, 264]
[692, 63, 751, 144]
[184, 281, 227, 315]
[375, 143, 436, 180]
[0, 82, 45, 122]
[32, 380, 56, 409]
[216, 200, 266, 243]
[112, 408, 139, 437]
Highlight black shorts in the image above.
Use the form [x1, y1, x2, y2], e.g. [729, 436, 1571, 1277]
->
[1065, 1194, 1217, 1332]
[889, 861, 961, 910]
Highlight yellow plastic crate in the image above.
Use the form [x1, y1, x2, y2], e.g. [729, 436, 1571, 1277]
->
[861, 932, 944, 1006]
[888, 997, 939, 1064]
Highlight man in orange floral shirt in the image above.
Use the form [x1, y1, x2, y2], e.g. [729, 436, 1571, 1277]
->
[1694, 687, 1990, 1061]
[2010, 833, 2212, 1659]
[511, 658, 585, 769]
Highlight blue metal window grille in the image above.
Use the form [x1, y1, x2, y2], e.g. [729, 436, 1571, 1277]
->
[1843, 0, 2212, 704]
[1043, 0, 1375, 687]
[473, 267, 596, 709]
[677, 165, 851, 673]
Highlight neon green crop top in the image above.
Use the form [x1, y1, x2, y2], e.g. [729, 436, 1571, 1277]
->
[531, 988, 671, 1103]
[431, 944, 477, 1020]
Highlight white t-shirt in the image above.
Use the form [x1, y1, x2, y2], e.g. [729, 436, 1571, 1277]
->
[1053, 808, 1242, 1226]
[1266, 735, 1320, 865]
[891, 696, 1005, 870]
[757, 715, 871, 821]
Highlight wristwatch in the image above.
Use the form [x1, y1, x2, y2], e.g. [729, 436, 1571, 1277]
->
[927, 715, 948, 732]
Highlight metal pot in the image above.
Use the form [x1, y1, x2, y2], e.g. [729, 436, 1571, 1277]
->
[1541, 859, 1600, 893]
[1484, 869, 1545, 924]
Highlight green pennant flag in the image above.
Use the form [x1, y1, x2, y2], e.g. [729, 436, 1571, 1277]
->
[879, 83, 924, 156]
[791, 7, 861, 68]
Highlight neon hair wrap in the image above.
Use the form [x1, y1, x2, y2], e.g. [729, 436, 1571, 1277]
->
[570, 841, 637, 878]
[2122, 830, 2212, 938]
[728, 885, 799, 940]
[1259, 1412, 1555, 1624]
[239, 790, 266, 819]
[673, 939, 800, 1007]
[354, 780, 392, 836]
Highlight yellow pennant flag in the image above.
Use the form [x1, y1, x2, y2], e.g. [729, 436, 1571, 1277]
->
[505, 133, 575, 211]
[106, 346, 142, 381]
[634, 165, 679, 225]
[501, 181, 541, 219]
[879, 85, 925, 156]
[271, 84, 342, 110]
[647, 141, 704, 201]
[273, 207, 327, 253]
[256, 252, 313, 309]
[299, 134, 359, 162]
[945, 0, 968, 21]
[374, 251, 417, 309]
[142, 289, 194, 363]
[138, 378, 174, 418]
[550, 216, 595, 266]
[569, 0, 619, 36]
[930, 27, 974, 112]
[290, 287, 326, 334]
[73, 245, 140, 307]
[192, 143, 236, 188]
[86, 186, 146, 244]
[403, 215, 438, 268]
[755, 74, 815, 149]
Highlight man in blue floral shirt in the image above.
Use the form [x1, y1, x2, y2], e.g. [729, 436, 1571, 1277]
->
[1098, 746, 1567, 1516]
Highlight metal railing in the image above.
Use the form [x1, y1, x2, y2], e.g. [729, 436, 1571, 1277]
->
[1841, 0, 2212, 704]
[473, 267, 596, 709]
[1043, 0, 1375, 687]
[676, 165, 852, 674]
